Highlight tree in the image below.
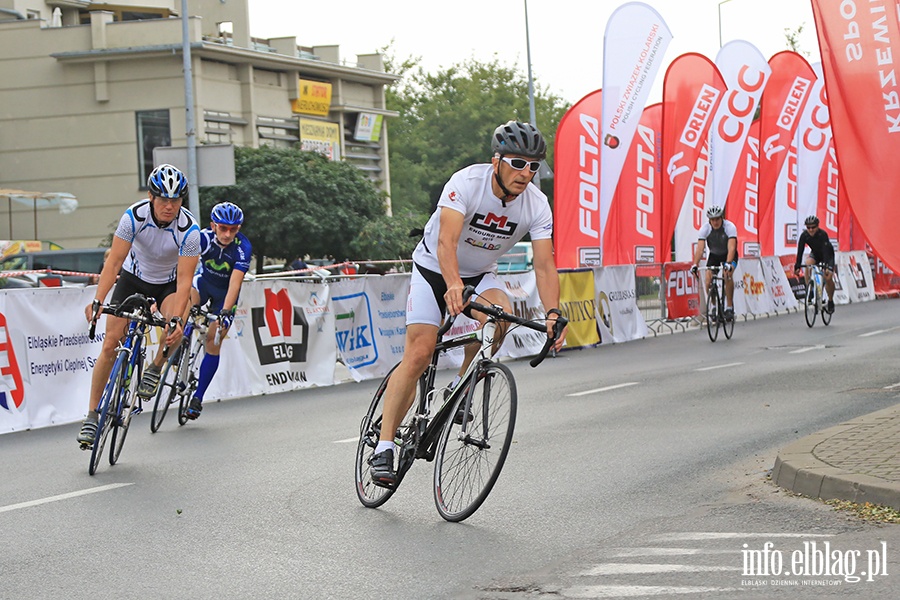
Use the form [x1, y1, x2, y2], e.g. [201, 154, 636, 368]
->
[784, 24, 811, 57]
[348, 210, 424, 263]
[200, 146, 386, 267]
[384, 54, 571, 216]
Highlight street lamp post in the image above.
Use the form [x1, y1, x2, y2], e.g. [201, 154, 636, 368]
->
[181, 0, 199, 216]
[718, 0, 734, 48]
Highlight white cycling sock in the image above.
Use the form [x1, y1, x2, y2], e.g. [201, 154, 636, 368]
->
[375, 441, 395, 455]
[450, 374, 461, 389]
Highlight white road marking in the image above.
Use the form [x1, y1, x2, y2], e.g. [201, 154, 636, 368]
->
[333, 436, 359, 444]
[789, 345, 826, 354]
[567, 382, 640, 397]
[580, 563, 739, 575]
[649, 532, 833, 542]
[860, 327, 900, 337]
[0, 483, 133, 514]
[607, 547, 740, 557]
[561, 585, 741, 598]
[695, 362, 743, 372]
[884, 382, 900, 390]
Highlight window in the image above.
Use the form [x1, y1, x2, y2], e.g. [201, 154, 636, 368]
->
[136, 110, 171, 189]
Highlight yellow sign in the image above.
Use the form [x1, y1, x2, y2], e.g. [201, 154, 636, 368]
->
[299, 119, 342, 161]
[1, 240, 42, 258]
[559, 270, 600, 348]
[292, 79, 333, 116]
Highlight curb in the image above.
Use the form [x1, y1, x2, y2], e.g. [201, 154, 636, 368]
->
[773, 403, 900, 510]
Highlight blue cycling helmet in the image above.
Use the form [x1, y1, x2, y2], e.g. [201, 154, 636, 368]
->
[147, 164, 188, 199]
[211, 202, 244, 226]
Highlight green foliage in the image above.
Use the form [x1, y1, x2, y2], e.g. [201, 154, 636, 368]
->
[349, 210, 427, 261]
[199, 146, 386, 264]
[384, 52, 570, 215]
[784, 24, 810, 57]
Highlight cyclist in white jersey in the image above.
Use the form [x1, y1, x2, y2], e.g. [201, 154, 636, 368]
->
[77, 164, 201, 447]
[690, 205, 739, 320]
[370, 121, 568, 486]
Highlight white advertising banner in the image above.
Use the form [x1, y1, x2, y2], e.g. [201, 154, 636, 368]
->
[0, 287, 99, 433]
[209, 280, 335, 400]
[498, 271, 548, 359]
[760, 256, 799, 312]
[600, 2, 672, 259]
[734, 258, 775, 316]
[593, 265, 649, 343]
[794, 63, 831, 225]
[837, 251, 875, 304]
[673, 144, 711, 262]
[332, 275, 410, 382]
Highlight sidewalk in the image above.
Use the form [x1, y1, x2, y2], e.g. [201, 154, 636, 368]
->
[773, 402, 900, 510]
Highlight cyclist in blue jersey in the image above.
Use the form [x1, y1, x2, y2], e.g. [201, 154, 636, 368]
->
[79, 164, 201, 447]
[183, 201, 252, 420]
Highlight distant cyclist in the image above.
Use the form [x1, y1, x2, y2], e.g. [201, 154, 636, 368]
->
[79, 164, 200, 447]
[794, 215, 836, 314]
[691, 205, 738, 321]
[183, 202, 252, 420]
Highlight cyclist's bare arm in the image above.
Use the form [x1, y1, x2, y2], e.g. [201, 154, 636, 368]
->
[436, 207, 467, 316]
[85, 236, 130, 323]
[532, 238, 567, 350]
[162, 254, 199, 346]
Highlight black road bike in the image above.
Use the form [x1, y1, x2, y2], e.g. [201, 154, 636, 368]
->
[354, 287, 567, 522]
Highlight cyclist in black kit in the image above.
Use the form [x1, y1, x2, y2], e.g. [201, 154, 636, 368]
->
[691, 205, 738, 320]
[794, 215, 836, 313]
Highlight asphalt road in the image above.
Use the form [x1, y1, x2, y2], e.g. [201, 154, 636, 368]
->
[2, 298, 899, 599]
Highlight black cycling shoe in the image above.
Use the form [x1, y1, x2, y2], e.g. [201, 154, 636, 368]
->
[724, 308, 734, 321]
[454, 405, 474, 425]
[826, 300, 835, 313]
[369, 449, 396, 487]
[184, 397, 202, 420]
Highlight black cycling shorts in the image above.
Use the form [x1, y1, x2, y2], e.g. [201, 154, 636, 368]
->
[706, 253, 738, 269]
[110, 270, 178, 307]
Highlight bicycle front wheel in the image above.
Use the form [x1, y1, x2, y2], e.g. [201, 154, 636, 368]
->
[110, 358, 140, 465]
[706, 286, 720, 342]
[723, 303, 735, 340]
[354, 366, 422, 508]
[433, 362, 517, 522]
[822, 292, 833, 326]
[89, 351, 126, 475]
[804, 283, 817, 328]
[151, 347, 182, 433]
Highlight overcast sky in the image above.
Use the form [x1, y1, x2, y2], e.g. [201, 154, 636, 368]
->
[247, 0, 820, 105]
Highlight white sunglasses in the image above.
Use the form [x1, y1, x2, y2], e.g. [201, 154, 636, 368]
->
[500, 156, 541, 173]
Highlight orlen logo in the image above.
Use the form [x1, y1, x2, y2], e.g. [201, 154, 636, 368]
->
[251, 288, 309, 365]
[0, 312, 25, 411]
[717, 65, 766, 143]
[777, 76, 812, 132]
[471, 212, 517, 236]
[680, 84, 720, 149]
[578, 113, 600, 237]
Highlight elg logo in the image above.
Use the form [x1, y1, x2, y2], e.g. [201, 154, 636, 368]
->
[251, 288, 308, 365]
[0, 312, 25, 411]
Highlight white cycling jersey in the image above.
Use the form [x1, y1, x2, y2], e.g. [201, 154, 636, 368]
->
[114, 199, 201, 284]
[412, 164, 553, 277]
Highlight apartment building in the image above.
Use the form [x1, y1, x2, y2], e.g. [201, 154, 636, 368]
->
[0, 0, 398, 248]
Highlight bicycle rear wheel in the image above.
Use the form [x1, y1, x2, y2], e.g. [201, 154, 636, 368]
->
[151, 346, 182, 432]
[706, 286, 720, 342]
[354, 365, 422, 508]
[178, 338, 204, 426]
[804, 283, 817, 328]
[110, 358, 141, 465]
[433, 362, 517, 522]
[89, 351, 126, 475]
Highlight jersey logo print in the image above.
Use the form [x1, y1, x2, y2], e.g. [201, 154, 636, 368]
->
[205, 258, 231, 272]
[470, 212, 517, 236]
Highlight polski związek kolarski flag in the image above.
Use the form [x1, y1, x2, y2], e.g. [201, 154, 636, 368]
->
[811, 0, 900, 273]
[756, 51, 816, 257]
[709, 41, 771, 218]
[553, 89, 603, 269]
[604, 103, 662, 265]
[661, 52, 726, 263]
[599, 2, 672, 265]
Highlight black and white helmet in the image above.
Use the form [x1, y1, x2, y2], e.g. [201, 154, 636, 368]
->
[706, 205, 724, 219]
[148, 164, 188, 199]
[804, 215, 820, 227]
[491, 121, 547, 160]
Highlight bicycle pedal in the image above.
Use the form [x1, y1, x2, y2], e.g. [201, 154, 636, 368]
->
[131, 406, 143, 416]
